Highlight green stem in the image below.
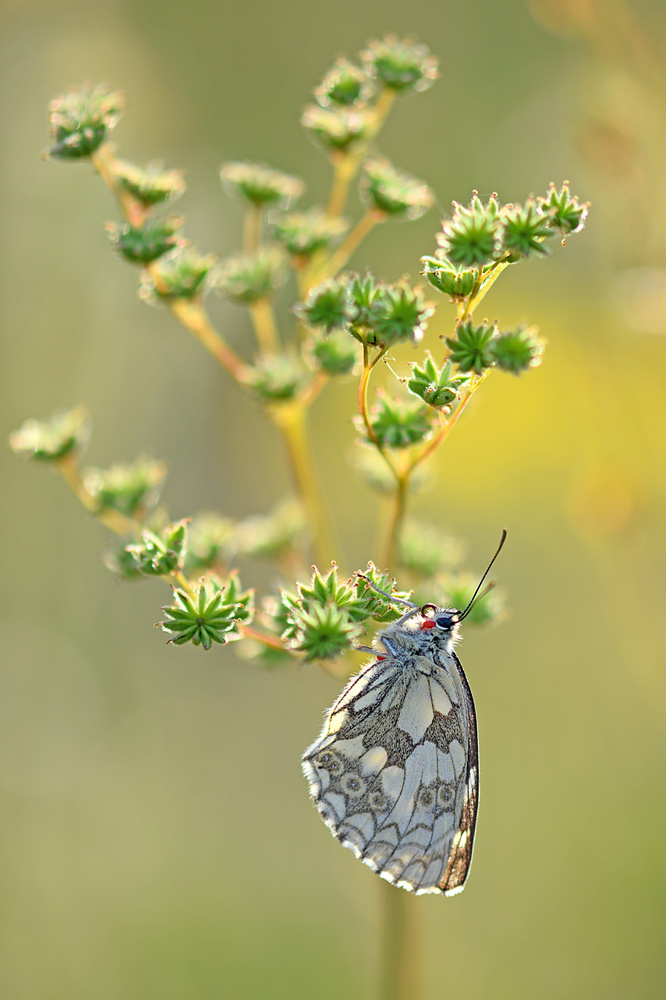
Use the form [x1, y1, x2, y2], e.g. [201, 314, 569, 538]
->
[378, 882, 420, 1000]
[325, 88, 397, 220]
[310, 209, 384, 286]
[269, 401, 336, 567]
[358, 347, 394, 464]
[460, 258, 512, 320]
[91, 145, 146, 226]
[168, 299, 248, 381]
[249, 298, 279, 355]
[57, 456, 137, 535]
[383, 469, 409, 572]
[244, 203, 262, 253]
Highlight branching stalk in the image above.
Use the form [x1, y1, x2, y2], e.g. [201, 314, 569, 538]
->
[167, 299, 248, 381]
[269, 401, 337, 567]
[249, 298, 280, 355]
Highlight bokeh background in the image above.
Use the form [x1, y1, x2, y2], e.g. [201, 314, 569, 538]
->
[2, 1, 665, 998]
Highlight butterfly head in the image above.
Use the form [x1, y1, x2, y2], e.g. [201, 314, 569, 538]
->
[419, 605, 460, 633]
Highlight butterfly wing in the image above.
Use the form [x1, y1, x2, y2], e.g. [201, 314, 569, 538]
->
[302, 649, 478, 895]
[437, 650, 479, 895]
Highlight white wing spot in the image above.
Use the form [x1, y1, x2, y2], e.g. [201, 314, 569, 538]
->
[397, 676, 434, 741]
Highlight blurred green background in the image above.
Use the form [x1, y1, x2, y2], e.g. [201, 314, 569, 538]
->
[2, 0, 666, 998]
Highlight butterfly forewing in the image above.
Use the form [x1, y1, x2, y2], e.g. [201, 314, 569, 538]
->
[302, 631, 479, 895]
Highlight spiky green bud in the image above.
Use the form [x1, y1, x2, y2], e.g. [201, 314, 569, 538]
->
[406, 354, 469, 409]
[301, 106, 366, 152]
[287, 602, 362, 661]
[538, 181, 589, 235]
[112, 160, 186, 207]
[420, 256, 477, 299]
[361, 391, 434, 449]
[270, 208, 348, 259]
[84, 456, 167, 517]
[437, 194, 502, 268]
[489, 325, 544, 374]
[296, 278, 355, 332]
[220, 161, 304, 208]
[315, 57, 372, 108]
[309, 329, 358, 375]
[159, 575, 249, 650]
[361, 35, 438, 93]
[243, 355, 307, 403]
[445, 320, 497, 374]
[141, 247, 216, 301]
[217, 249, 286, 304]
[106, 216, 183, 265]
[369, 279, 433, 346]
[9, 406, 90, 462]
[121, 520, 188, 577]
[361, 158, 434, 220]
[500, 199, 553, 259]
[45, 84, 125, 160]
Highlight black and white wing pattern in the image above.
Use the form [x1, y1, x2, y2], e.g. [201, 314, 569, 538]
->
[302, 630, 479, 895]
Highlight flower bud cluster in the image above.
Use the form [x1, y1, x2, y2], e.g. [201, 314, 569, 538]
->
[297, 271, 433, 349]
[301, 35, 438, 154]
[445, 320, 544, 375]
[275, 564, 410, 661]
[429, 184, 589, 278]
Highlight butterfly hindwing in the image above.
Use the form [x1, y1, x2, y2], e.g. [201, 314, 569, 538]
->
[302, 645, 477, 895]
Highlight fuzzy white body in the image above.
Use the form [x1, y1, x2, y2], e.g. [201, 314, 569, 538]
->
[302, 608, 479, 895]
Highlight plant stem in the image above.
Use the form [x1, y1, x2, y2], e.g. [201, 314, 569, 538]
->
[460, 259, 511, 320]
[244, 203, 262, 253]
[325, 88, 396, 220]
[383, 468, 409, 571]
[312, 209, 383, 285]
[91, 145, 145, 226]
[269, 401, 336, 567]
[249, 298, 279, 355]
[168, 299, 248, 381]
[358, 346, 395, 471]
[378, 881, 420, 1000]
[57, 456, 137, 535]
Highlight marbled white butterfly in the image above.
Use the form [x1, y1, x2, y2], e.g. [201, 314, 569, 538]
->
[302, 530, 506, 895]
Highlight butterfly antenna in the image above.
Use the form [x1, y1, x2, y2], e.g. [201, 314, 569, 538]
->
[459, 529, 507, 621]
[355, 573, 418, 611]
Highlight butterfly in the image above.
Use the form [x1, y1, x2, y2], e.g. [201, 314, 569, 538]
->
[301, 530, 506, 895]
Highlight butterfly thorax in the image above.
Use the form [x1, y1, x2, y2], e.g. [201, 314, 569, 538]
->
[376, 608, 461, 663]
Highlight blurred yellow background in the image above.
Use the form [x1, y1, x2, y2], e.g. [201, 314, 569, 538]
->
[2, 1, 665, 998]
